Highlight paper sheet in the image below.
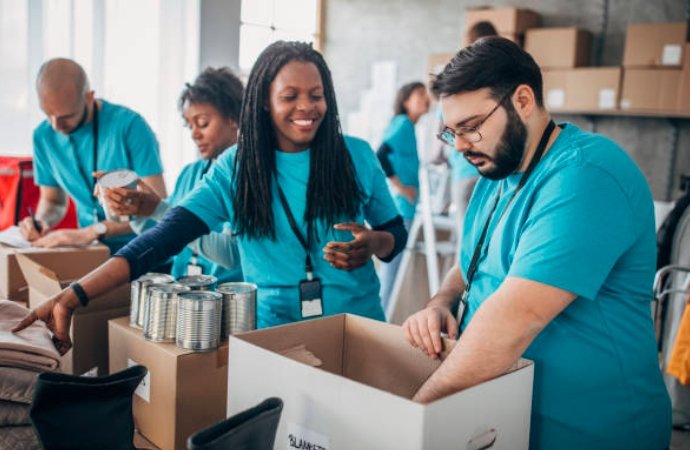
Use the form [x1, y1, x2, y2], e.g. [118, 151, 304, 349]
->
[0, 227, 31, 249]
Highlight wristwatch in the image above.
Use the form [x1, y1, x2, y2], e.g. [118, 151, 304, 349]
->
[91, 222, 107, 241]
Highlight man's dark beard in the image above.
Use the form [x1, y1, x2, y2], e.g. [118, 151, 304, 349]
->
[68, 103, 89, 134]
[467, 101, 528, 180]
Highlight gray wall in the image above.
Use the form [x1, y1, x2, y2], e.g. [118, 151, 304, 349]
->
[323, 0, 689, 200]
[199, 0, 241, 73]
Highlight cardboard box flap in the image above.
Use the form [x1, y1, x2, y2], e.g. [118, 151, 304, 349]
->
[342, 315, 454, 399]
[238, 315, 345, 375]
[15, 253, 62, 298]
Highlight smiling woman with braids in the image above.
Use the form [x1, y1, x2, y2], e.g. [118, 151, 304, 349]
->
[14, 41, 407, 346]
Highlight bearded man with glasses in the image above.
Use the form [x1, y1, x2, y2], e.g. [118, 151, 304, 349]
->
[403, 37, 671, 450]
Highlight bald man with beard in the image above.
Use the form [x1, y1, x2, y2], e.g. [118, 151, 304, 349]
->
[20, 58, 167, 254]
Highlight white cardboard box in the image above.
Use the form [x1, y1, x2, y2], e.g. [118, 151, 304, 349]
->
[227, 314, 534, 450]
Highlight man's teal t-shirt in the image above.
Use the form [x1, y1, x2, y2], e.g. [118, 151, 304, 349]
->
[33, 100, 163, 253]
[181, 136, 399, 328]
[382, 114, 419, 220]
[168, 158, 242, 283]
[460, 123, 671, 450]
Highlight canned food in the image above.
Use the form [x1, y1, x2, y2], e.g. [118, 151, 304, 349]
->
[97, 169, 138, 222]
[177, 274, 218, 291]
[142, 283, 190, 342]
[130, 273, 175, 329]
[216, 282, 257, 339]
[176, 291, 222, 351]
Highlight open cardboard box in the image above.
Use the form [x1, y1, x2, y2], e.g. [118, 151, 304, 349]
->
[15, 253, 130, 375]
[228, 314, 534, 450]
[109, 317, 229, 450]
[0, 243, 110, 301]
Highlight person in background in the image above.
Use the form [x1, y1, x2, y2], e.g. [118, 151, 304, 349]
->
[449, 21, 498, 258]
[19, 58, 166, 253]
[14, 41, 407, 350]
[401, 37, 671, 449]
[103, 67, 243, 283]
[376, 81, 430, 312]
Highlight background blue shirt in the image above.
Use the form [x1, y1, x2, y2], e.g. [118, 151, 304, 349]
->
[461, 123, 671, 450]
[33, 100, 163, 253]
[168, 158, 242, 283]
[181, 136, 399, 328]
[382, 114, 419, 220]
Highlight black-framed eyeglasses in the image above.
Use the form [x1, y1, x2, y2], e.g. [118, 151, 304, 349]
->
[436, 90, 513, 146]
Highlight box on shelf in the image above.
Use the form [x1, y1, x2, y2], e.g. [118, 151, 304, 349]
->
[465, 7, 540, 36]
[109, 317, 228, 450]
[0, 243, 110, 301]
[227, 314, 534, 450]
[620, 69, 681, 111]
[15, 253, 130, 376]
[543, 67, 621, 111]
[427, 53, 455, 76]
[623, 23, 689, 68]
[525, 27, 592, 69]
[678, 43, 690, 113]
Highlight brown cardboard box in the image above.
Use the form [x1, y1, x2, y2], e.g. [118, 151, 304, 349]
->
[623, 23, 689, 68]
[109, 317, 228, 450]
[427, 53, 454, 76]
[0, 243, 109, 301]
[465, 7, 540, 35]
[15, 253, 130, 375]
[620, 69, 681, 111]
[134, 431, 160, 450]
[678, 43, 690, 113]
[542, 70, 568, 110]
[525, 27, 592, 69]
[550, 67, 622, 111]
[228, 315, 534, 449]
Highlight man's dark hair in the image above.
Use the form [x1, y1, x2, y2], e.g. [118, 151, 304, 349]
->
[178, 67, 244, 122]
[232, 40, 363, 240]
[394, 81, 426, 116]
[431, 36, 544, 107]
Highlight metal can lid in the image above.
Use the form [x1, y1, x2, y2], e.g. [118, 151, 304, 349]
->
[177, 275, 218, 287]
[178, 290, 222, 302]
[217, 282, 257, 294]
[148, 283, 190, 295]
[97, 169, 138, 188]
[137, 273, 175, 284]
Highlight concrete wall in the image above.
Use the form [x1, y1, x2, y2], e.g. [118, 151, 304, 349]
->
[323, 0, 689, 200]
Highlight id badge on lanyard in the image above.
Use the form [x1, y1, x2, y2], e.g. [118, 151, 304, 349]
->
[187, 255, 203, 276]
[276, 180, 324, 319]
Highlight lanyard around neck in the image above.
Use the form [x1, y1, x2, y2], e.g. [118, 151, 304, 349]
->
[463, 120, 556, 305]
[91, 103, 100, 220]
[275, 180, 313, 279]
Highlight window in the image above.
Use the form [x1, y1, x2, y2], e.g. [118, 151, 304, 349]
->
[239, 0, 322, 72]
[0, 0, 200, 188]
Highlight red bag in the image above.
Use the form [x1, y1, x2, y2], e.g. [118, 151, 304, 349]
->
[0, 156, 78, 231]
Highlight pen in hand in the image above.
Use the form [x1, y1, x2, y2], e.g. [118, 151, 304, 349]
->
[28, 207, 43, 234]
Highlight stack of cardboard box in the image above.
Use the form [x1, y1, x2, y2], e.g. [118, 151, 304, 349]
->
[620, 23, 690, 112]
[464, 7, 541, 46]
[1, 243, 129, 376]
[109, 317, 228, 450]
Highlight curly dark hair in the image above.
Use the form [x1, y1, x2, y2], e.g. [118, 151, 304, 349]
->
[232, 41, 363, 241]
[178, 67, 244, 122]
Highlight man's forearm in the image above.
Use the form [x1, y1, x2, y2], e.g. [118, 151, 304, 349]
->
[428, 264, 466, 309]
[36, 198, 67, 228]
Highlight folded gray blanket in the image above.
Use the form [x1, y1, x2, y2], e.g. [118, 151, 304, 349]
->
[0, 367, 38, 404]
[0, 400, 30, 426]
[0, 300, 60, 371]
[0, 425, 40, 450]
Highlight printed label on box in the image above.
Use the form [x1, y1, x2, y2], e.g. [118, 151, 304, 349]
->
[662, 44, 682, 65]
[546, 89, 565, 109]
[598, 89, 616, 110]
[620, 99, 631, 110]
[128, 358, 150, 402]
[287, 422, 330, 450]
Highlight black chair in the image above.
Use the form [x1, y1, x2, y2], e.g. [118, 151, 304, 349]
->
[187, 397, 283, 450]
[30, 365, 147, 450]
